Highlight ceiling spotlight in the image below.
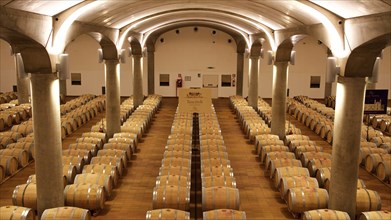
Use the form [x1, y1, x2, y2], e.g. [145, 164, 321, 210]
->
[212, 30, 216, 35]
[228, 39, 232, 43]
[176, 30, 180, 34]
[194, 27, 198, 32]
[160, 38, 164, 43]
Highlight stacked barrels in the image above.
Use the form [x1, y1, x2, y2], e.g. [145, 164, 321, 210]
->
[149, 110, 192, 219]
[230, 95, 384, 218]
[199, 107, 246, 219]
[6, 95, 161, 218]
[363, 136, 391, 183]
[0, 102, 32, 132]
[0, 92, 18, 104]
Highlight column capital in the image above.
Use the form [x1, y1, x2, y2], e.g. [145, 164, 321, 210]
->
[336, 75, 366, 84]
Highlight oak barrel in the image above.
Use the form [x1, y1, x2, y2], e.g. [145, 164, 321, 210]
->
[146, 208, 190, 220]
[359, 211, 391, 220]
[41, 206, 91, 220]
[202, 186, 240, 211]
[62, 155, 85, 173]
[287, 187, 329, 215]
[279, 176, 319, 200]
[0, 205, 35, 220]
[82, 164, 119, 187]
[376, 160, 391, 182]
[12, 183, 37, 210]
[0, 156, 18, 176]
[159, 166, 191, 178]
[155, 175, 191, 188]
[152, 185, 190, 211]
[302, 209, 350, 220]
[203, 209, 246, 220]
[74, 173, 113, 197]
[356, 189, 382, 215]
[64, 183, 106, 211]
[0, 148, 29, 167]
[202, 175, 237, 188]
[91, 156, 125, 177]
[273, 167, 310, 188]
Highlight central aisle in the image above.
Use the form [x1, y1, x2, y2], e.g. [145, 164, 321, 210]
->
[213, 98, 294, 219]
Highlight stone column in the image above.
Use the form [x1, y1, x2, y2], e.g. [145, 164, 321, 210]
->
[236, 52, 244, 96]
[324, 83, 332, 98]
[15, 53, 30, 104]
[105, 60, 121, 138]
[147, 49, 155, 95]
[133, 54, 144, 107]
[248, 56, 259, 108]
[271, 62, 289, 140]
[329, 76, 366, 219]
[59, 79, 67, 104]
[30, 73, 64, 217]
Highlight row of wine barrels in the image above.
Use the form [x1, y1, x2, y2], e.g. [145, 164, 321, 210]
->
[365, 153, 391, 173]
[376, 160, 391, 182]
[7, 141, 34, 160]
[0, 156, 18, 176]
[0, 92, 17, 104]
[26, 174, 68, 188]
[0, 148, 29, 167]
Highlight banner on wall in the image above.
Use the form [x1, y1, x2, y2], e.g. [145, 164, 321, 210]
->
[364, 89, 388, 114]
[178, 88, 212, 113]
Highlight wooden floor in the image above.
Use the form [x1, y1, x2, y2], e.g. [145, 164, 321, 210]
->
[0, 97, 390, 219]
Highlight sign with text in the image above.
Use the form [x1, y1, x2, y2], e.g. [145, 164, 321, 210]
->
[364, 89, 388, 114]
[178, 88, 212, 113]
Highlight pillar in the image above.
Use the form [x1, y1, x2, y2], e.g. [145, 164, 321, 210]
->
[324, 83, 332, 98]
[133, 54, 144, 107]
[147, 50, 155, 95]
[271, 62, 289, 140]
[105, 60, 121, 138]
[247, 56, 259, 108]
[59, 79, 67, 104]
[236, 52, 244, 96]
[30, 73, 64, 217]
[15, 53, 30, 104]
[329, 76, 366, 218]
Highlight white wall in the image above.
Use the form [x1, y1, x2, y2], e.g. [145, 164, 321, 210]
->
[154, 27, 237, 97]
[64, 34, 133, 96]
[0, 34, 390, 99]
[0, 39, 17, 92]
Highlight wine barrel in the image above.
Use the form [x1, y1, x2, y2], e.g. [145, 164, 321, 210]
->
[91, 156, 125, 177]
[300, 152, 332, 167]
[162, 157, 191, 168]
[256, 139, 284, 156]
[284, 134, 310, 145]
[302, 209, 350, 220]
[152, 185, 190, 211]
[200, 145, 227, 152]
[295, 145, 323, 159]
[273, 167, 310, 188]
[159, 166, 191, 178]
[62, 156, 85, 173]
[202, 186, 240, 211]
[268, 159, 303, 178]
[11, 124, 33, 136]
[200, 139, 225, 146]
[307, 158, 332, 177]
[200, 151, 228, 160]
[287, 187, 329, 215]
[164, 150, 192, 160]
[74, 173, 113, 198]
[68, 143, 99, 157]
[315, 167, 331, 188]
[202, 175, 237, 188]
[201, 158, 231, 169]
[361, 142, 377, 148]
[7, 142, 34, 160]
[108, 138, 136, 153]
[0, 131, 23, 141]
[166, 138, 192, 146]
[376, 160, 391, 182]
[63, 164, 77, 184]
[359, 211, 391, 220]
[279, 176, 319, 200]
[64, 183, 106, 211]
[146, 208, 190, 220]
[102, 143, 132, 162]
[0, 156, 18, 176]
[288, 140, 316, 152]
[76, 137, 103, 149]
[12, 183, 37, 210]
[41, 206, 91, 220]
[264, 152, 296, 170]
[201, 165, 234, 178]
[27, 174, 67, 188]
[370, 136, 391, 147]
[82, 132, 108, 144]
[0, 205, 35, 220]
[259, 145, 289, 164]
[97, 149, 128, 165]
[63, 149, 92, 164]
[356, 189, 382, 215]
[379, 143, 391, 154]
[0, 148, 29, 167]
[113, 132, 138, 146]
[359, 148, 388, 165]
[82, 164, 119, 187]
[324, 178, 366, 192]
[365, 153, 391, 173]
[166, 144, 192, 152]
[155, 175, 191, 188]
[0, 137, 15, 149]
[203, 209, 247, 220]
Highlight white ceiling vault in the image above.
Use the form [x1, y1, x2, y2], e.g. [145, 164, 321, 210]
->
[0, 0, 390, 63]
